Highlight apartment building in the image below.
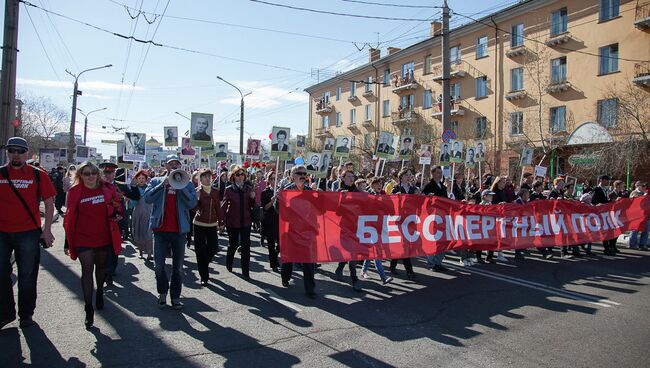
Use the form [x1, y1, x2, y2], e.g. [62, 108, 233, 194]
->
[305, 0, 650, 180]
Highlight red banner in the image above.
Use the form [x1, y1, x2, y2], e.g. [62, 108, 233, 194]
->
[278, 191, 650, 263]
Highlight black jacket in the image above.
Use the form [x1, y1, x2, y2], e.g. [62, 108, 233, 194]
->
[422, 180, 447, 197]
[592, 186, 609, 205]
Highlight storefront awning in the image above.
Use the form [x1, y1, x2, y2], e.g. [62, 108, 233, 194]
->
[565, 122, 613, 146]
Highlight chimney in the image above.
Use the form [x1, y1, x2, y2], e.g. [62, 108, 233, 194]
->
[369, 48, 381, 62]
[430, 21, 442, 38]
[387, 47, 401, 55]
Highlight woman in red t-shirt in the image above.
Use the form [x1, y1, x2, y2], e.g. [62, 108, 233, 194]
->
[63, 162, 123, 327]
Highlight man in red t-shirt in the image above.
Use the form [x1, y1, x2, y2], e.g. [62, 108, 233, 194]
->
[0, 137, 56, 329]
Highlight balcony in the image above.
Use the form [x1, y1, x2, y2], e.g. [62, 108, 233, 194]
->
[635, 3, 650, 29]
[432, 64, 467, 83]
[431, 101, 465, 119]
[362, 90, 374, 97]
[544, 32, 572, 47]
[361, 119, 375, 129]
[633, 62, 650, 88]
[315, 100, 332, 114]
[506, 45, 528, 58]
[391, 108, 418, 127]
[347, 95, 359, 102]
[546, 80, 571, 94]
[505, 90, 527, 101]
[391, 74, 419, 94]
[348, 123, 362, 134]
[315, 127, 333, 139]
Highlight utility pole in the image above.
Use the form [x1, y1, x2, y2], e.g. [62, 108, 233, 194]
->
[441, 0, 451, 132]
[65, 64, 112, 163]
[0, 0, 20, 164]
[217, 76, 251, 156]
[77, 107, 107, 145]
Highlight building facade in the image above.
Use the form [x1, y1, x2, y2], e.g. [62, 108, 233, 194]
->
[305, 0, 650, 181]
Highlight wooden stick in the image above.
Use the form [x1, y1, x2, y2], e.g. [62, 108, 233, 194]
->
[273, 156, 281, 196]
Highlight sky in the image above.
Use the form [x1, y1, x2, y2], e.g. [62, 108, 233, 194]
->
[9, 0, 519, 158]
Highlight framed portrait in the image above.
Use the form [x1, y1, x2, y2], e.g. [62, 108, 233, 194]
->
[246, 138, 261, 159]
[520, 146, 534, 166]
[465, 146, 476, 169]
[398, 135, 414, 160]
[375, 131, 395, 159]
[271, 126, 291, 158]
[180, 137, 196, 158]
[323, 137, 335, 152]
[214, 142, 228, 159]
[419, 144, 432, 165]
[190, 113, 214, 147]
[124, 132, 146, 162]
[449, 139, 464, 163]
[439, 142, 451, 166]
[164, 126, 178, 147]
[334, 135, 352, 158]
[305, 152, 322, 174]
[296, 135, 306, 148]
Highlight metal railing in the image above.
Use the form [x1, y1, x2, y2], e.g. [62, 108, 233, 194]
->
[634, 62, 650, 78]
[636, 2, 650, 21]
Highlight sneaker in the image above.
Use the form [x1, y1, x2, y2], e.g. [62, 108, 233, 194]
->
[562, 253, 573, 259]
[543, 253, 554, 260]
[282, 280, 290, 287]
[459, 259, 466, 266]
[158, 294, 167, 308]
[496, 253, 508, 262]
[171, 299, 183, 310]
[361, 272, 369, 279]
[382, 276, 393, 285]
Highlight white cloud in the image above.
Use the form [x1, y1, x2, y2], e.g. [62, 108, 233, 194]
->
[17, 78, 144, 91]
[219, 81, 308, 109]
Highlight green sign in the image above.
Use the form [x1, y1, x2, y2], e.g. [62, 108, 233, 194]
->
[568, 154, 599, 166]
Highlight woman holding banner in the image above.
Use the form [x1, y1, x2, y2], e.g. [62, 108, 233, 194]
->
[131, 170, 154, 261]
[389, 168, 418, 279]
[222, 166, 255, 281]
[421, 166, 449, 272]
[261, 171, 280, 273]
[334, 169, 363, 291]
[193, 169, 223, 285]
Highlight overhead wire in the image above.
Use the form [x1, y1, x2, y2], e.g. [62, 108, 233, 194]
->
[340, 0, 442, 8]
[115, 0, 143, 120]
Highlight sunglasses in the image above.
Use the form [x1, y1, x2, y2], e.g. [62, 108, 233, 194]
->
[82, 172, 98, 177]
[294, 172, 307, 176]
[235, 172, 245, 177]
[7, 148, 26, 154]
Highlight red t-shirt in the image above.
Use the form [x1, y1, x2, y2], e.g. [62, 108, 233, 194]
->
[74, 186, 111, 247]
[0, 164, 56, 233]
[154, 188, 179, 232]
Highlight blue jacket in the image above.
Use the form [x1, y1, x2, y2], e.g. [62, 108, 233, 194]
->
[144, 176, 198, 234]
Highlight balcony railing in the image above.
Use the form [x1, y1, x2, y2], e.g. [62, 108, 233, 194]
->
[315, 127, 333, 138]
[635, 2, 650, 29]
[390, 72, 419, 94]
[506, 45, 528, 58]
[315, 100, 332, 114]
[633, 62, 650, 87]
[546, 80, 571, 94]
[431, 100, 465, 119]
[544, 32, 572, 47]
[432, 64, 467, 82]
[391, 108, 418, 126]
[362, 89, 373, 97]
[505, 90, 527, 101]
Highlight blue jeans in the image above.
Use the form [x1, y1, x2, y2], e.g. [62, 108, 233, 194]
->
[629, 218, 650, 249]
[153, 232, 186, 300]
[362, 259, 387, 281]
[0, 229, 41, 321]
[426, 252, 445, 268]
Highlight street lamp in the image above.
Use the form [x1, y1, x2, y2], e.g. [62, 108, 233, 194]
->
[217, 76, 251, 156]
[65, 64, 112, 162]
[77, 107, 107, 145]
[174, 111, 191, 121]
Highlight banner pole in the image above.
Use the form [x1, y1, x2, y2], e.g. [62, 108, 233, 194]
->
[274, 156, 280, 196]
[375, 157, 381, 176]
[400, 159, 405, 171]
[379, 158, 386, 177]
[451, 163, 455, 182]
[478, 161, 482, 189]
[420, 163, 425, 188]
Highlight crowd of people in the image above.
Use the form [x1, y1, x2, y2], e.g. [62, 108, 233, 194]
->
[2, 136, 649, 330]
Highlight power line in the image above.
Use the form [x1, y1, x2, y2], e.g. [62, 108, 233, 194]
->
[246, 0, 433, 21]
[452, 10, 650, 63]
[340, 0, 442, 9]
[23, 7, 63, 85]
[19, 1, 311, 74]
[106, 0, 372, 45]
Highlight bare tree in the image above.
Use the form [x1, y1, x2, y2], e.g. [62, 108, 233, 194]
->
[17, 92, 68, 150]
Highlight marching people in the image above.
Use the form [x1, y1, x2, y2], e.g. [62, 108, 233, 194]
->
[144, 155, 198, 310]
[629, 181, 649, 250]
[63, 161, 123, 327]
[422, 166, 449, 272]
[0, 137, 56, 329]
[360, 177, 393, 284]
[335, 169, 363, 291]
[280, 165, 317, 299]
[193, 168, 223, 286]
[489, 177, 510, 262]
[130, 169, 154, 261]
[261, 171, 281, 273]
[390, 168, 418, 279]
[222, 166, 255, 281]
[591, 175, 617, 255]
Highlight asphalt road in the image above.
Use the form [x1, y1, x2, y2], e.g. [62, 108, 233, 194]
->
[2, 222, 650, 368]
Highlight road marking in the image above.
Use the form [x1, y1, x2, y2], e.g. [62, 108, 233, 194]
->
[264, 288, 302, 313]
[443, 262, 620, 308]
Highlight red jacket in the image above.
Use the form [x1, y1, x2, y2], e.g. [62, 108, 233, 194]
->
[221, 183, 255, 228]
[64, 181, 123, 260]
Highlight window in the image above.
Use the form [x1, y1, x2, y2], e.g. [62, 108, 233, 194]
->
[450, 121, 459, 136]
[510, 112, 524, 135]
[364, 104, 372, 121]
[350, 108, 356, 124]
[400, 94, 415, 108]
[350, 81, 356, 97]
[383, 69, 390, 85]
[476, 36, 488, 58]
[424, 55, 433, 74]
[550, 8, 568, 36]
[401, 62, 414, 77]
[451, 82, 461, 100]
[551, 57, 567, 83]
[597, 98, 618, 128]
[365, 76, 372, 92]
[364, 133, 373, 149]
[450, 45, 461, 64]
[323, 91, 330, 104]
[550, 106, 566, 132]
[322, 115, 329, 128]
[475, 117, 487, 138]
[510, 67, 524, 91]
[423, 89, 433, 109]
[382, 100, 390, 117]
[600, 0, 619, 21]
[336, 112, 341, 127]
[476, 76, 488, 98]
[336, 87, 341, 101]
[511, 23, 524, 48]
[599, 44, 619, 75]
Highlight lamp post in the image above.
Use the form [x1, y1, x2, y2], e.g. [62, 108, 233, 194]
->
[217, 76, 251, 156]
[174, 111, 190, 121]
[77, 107, 107, 145]
[65, 64, 112, 163]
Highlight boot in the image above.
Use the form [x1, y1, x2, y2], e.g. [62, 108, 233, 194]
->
[85, 305, 94, 327]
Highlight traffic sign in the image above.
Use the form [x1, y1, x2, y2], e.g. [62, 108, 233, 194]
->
[442, 129, 456, 142]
